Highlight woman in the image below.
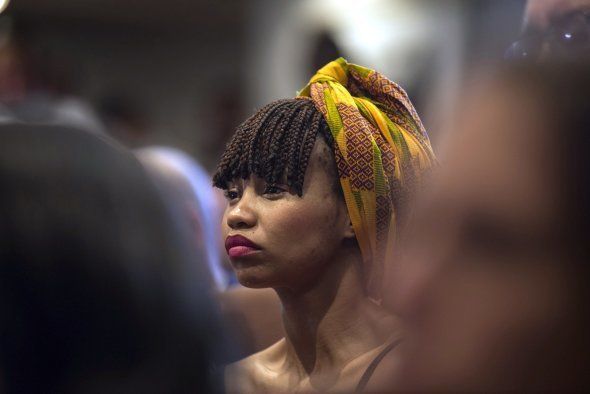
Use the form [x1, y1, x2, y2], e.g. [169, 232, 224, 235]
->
[213, 58, 435, 392]
[392, 62, 590, 391]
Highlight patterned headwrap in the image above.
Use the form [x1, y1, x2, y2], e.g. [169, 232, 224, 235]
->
[298, 57, 435, 298]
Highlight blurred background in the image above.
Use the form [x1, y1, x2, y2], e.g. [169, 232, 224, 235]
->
[2, 0, 525, 169]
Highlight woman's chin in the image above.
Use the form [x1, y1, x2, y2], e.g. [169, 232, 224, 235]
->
[235, 269, 274, 288]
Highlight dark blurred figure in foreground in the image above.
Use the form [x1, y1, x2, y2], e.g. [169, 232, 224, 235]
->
[0, 125, 222, 393]
[506, 0, 590, 61]
[392, 62, 590, 391]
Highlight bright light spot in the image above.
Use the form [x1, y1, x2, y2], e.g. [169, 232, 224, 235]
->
[305, 0, 435, 78]
[564, 33, 572, 39]
[0, 0, 9, 14]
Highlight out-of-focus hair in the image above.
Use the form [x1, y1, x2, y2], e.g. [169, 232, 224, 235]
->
[0, 124, 222, 394]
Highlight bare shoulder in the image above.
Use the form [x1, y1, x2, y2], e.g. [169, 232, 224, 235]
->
[224, 338, 287, 393]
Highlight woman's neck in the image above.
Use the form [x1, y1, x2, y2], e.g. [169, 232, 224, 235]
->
[274, 249, 395, 377]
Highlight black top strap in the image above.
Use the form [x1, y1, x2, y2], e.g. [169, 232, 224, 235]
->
[354, 338, 402, 393]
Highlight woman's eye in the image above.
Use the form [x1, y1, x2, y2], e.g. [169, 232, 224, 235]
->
[224, 190, 239, 201]
[263, 185, 286, 196]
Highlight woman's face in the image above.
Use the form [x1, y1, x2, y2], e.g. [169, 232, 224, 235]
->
[392, 78, 578, 390]
[222, 138, 354, 290]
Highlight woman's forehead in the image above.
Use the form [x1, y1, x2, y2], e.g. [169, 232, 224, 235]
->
[303, 138, 338, 184]
[309, 137, 334, 169]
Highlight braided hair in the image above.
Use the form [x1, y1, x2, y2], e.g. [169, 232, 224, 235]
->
[213, 98, 336, 196]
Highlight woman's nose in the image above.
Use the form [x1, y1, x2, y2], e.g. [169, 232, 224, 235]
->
[226, 192, 257, 230]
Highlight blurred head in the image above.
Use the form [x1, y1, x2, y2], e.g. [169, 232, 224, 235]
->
[393, 62, 590, 390]
[0, 125, 222, 394]
[135, 146, 229, 290]
[213, 98, 356, 290]
[525, 0, 590, 29]
[506, 0, 590, 60]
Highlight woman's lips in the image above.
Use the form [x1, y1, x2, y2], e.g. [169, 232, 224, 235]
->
[225, 235, 261, 258]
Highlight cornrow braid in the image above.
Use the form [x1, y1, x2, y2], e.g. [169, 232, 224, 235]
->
[284, 104, 310, 188]
[260, 110, 286, 183]
[270, 106, 300, 183]
[213, 98, 333, 196]
[242, 99, 287, 179]
[296, 109, 323, 191]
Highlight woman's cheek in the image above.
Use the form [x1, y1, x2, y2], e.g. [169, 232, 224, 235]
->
[267, 200, 333, 246]
[270, 204, 311, 238]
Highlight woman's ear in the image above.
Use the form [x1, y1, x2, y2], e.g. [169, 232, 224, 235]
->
[343, 218, 356, 239]
[338, 200, 356, 239]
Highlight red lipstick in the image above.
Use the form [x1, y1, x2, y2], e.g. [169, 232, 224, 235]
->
[225, 235, 261, 258]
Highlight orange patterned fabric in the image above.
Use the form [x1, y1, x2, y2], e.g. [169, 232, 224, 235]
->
[298, 58, 435, 298]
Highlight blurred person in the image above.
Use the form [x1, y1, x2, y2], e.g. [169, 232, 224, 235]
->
[0, 124, 222, 393]
[214, 58, 435, 392]
[101, 95, 150, 148]
[135, 146, 230, 290]
[0, 21, 103, 132]
[506, 0, 590, 60]
[392, 62, 590, 391]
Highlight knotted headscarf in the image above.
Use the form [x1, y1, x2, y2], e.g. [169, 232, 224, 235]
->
[298, 57, 435, 298]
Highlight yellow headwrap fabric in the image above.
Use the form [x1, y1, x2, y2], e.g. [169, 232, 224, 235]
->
[298, 57, 435, 298]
